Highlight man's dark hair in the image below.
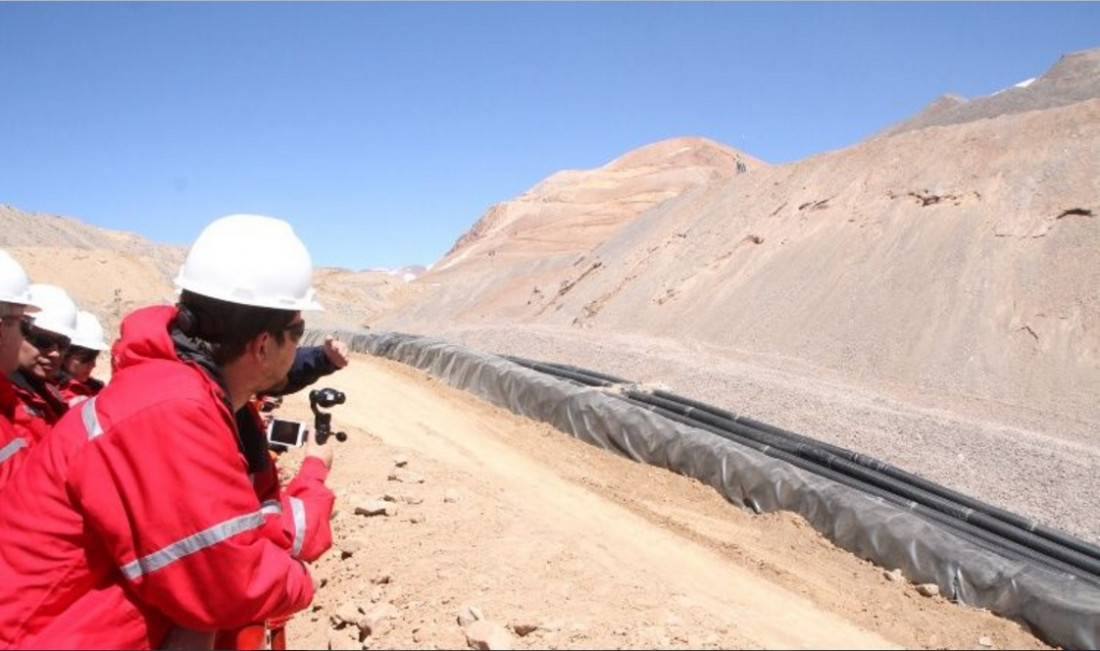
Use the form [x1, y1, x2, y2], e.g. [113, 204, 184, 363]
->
[176, 290, 299, 365]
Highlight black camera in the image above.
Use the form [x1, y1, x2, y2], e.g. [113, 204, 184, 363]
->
[309, 388, 345, 409]
[309, 387, 347, 445]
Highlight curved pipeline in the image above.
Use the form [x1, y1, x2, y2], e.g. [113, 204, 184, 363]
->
[503, 353, 1100, 584]
[627, 390, 1100, 581]
[634, 399, 1100, 587]
[651, 388, 1100, 564]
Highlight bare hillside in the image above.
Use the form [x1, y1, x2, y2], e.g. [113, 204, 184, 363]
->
[371, 49, 1100, 547]
[0, 205, 410, 338]
[433, 137, 762, 275]
[377, 70, 1100, 438]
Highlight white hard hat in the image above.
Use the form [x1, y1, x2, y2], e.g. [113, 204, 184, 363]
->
[174, 214, 323, 311]
[26, 284, 79, 340]
[72, 310, 109, 351]
[0, 249, 40, 312]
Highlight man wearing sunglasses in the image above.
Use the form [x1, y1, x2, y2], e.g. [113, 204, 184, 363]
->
[8, 283, 79, 451]
[0, 214, 334, 649]
[0, 249, 42, 490]
[59, 310, 111, 407]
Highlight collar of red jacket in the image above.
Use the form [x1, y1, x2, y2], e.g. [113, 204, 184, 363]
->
[9, 367, 67, 417]
[0, 374, 18, 420]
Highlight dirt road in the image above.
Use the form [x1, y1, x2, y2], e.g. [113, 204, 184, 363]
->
[273, 353, 1049, 650]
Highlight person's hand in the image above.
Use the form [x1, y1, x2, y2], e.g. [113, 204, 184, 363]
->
[304, 427, 334, 470]
[323, 335, 349, 369]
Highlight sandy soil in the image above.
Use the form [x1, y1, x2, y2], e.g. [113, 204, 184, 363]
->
[269, 352, 1051, 650]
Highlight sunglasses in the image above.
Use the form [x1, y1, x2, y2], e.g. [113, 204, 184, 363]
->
[21, 320, 72, 353]
[1, 313, 33, 329]
[67, 347, 100, 364]
[281, 320, 306, 343]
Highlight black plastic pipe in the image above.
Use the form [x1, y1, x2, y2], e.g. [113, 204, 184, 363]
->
[650, 388, 1100, 564]
[627, 389, 1100, 580]
[515, 356, 1100, 566]
[503, 356, 613, 388]
[503, 354, 1100, 583]
[631, 398, 1100, 587]
[541, 361, 631, 385]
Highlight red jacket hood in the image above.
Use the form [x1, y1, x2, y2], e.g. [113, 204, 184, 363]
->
[114, 305, 180, 373]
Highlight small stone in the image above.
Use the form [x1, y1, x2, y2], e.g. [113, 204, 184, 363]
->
[338, 537, 364, 559]
[388, 469, 426, 484]
[464, 620, 513, 650]
[354, 500, 396, 517]
[371, 572, 392, 585]
[511, 622, 539, 637]
[357, 602, 401, 636]
[916, 583, 940, 597]
[978, 635, 993, 647]
[884, 568, 904, 582]
[456, 605, 484, 627]
[443, 488, 460, 503]
[332, 602, 361, 627]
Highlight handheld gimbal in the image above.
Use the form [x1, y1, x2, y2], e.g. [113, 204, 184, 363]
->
[309, 387, 347, 445]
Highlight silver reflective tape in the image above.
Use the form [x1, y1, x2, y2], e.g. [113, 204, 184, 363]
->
[82, 397, 103, 440]
[120, 510, 265, 580]
[289, 497, 305, 559]
[261, 500, 282, 516]
[0, 437, 26, 463]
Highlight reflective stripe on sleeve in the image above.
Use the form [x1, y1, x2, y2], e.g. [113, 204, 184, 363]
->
[289, 497, 306, 559]
[120, 510, 266, 580]
[82, 397, 104, 440]
[260, 500, 282, 516]
[0, 437, 26, 463]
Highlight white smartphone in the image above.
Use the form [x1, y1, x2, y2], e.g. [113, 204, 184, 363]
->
[266, 418, 307, 448]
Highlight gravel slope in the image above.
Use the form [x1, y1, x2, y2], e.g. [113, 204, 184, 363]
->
[410, 323, 1100, 548]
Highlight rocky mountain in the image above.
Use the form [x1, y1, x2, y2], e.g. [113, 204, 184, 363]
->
[375, 47, 1100, 437]
[878, 46, 1100, 136]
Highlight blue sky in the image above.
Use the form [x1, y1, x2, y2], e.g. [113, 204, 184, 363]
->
[1, 2, 1097, 271]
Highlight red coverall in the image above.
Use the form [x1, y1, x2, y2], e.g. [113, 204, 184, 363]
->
[0, 371, 65, 492]
[0, 305, 319, 649]
[0, 375, 27, 491]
